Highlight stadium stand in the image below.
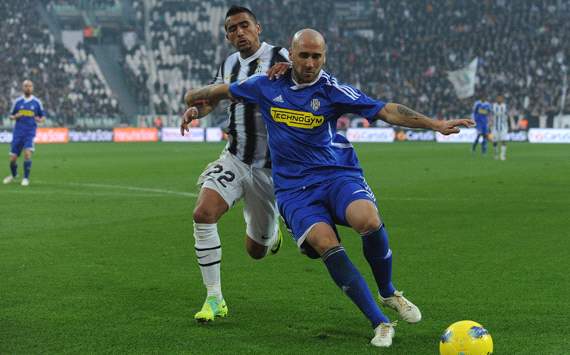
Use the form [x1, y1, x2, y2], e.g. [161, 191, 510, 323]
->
[1, 0, 569, 127]
[122, 0, 570, 124]
[0, 0, 121, 128]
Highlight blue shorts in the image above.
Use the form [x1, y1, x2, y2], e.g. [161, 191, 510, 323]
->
[476, 124, 489, 135]
[10, 134, 35, 156]
[277, 175, 377, 257]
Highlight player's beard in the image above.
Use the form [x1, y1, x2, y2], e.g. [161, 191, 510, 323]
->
[293, 67, 317, 84]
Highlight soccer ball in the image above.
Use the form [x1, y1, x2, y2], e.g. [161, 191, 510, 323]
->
[439, 320, 493, 355]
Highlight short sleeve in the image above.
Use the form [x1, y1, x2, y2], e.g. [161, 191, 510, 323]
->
[329, 83, 385, 122]
[229, 74, 265, 105]
[210, 61, 225, 85]
[10, 99, 19, 115]
[35, 99, 46, 117]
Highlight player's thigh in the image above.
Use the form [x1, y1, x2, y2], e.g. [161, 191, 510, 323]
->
[23, 135, 35, 155]
[498, 130, 508, 143]
[242, 168, 279, 246]
[328, 176, 381, 232]
[277, 186, 335, 256]
[193, 187, 229, 222]
[197, 152, 247, 216]
[10, 136, 25, 157]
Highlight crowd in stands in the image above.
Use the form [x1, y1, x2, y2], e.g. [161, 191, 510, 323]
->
[2, 0, 569, 127]
[48, 0, 119, 10]
[0, 0, 120, 127]
[124, 0, 570, 122]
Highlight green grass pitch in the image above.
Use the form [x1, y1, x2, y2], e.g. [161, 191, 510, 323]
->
[1, 142, 568, 354]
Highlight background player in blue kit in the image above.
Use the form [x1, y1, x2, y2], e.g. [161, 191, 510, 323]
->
[3, 80, 45, 186]
[471, 97, 492, 154]
[181, 29, 474, 348]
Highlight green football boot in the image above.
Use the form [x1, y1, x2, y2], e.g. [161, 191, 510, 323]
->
[194, 296, 228, 322]
[270, 224, 283, 255]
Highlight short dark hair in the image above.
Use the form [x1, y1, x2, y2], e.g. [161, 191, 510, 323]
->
[225, 5, 257, 23]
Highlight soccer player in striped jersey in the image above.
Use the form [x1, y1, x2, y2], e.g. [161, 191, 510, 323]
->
[182, 29, 474, 348]
[3, 80, 45, 186]
[183, 6, 289, 323]
[491, 95, 509, 160]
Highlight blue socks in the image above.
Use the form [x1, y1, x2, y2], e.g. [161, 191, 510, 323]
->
[472, 134, 487, 154]
[322, 245, 389, 328]
[10, 161, 17, 177]
[24, 160, 32, 179]
[362, 225, 396, 298]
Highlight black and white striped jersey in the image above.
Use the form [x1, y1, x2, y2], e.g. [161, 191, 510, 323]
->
[212, 42, 289, 168]
[492, 102, 509, 132]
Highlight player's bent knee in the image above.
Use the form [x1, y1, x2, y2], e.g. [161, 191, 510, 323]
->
[245, 237, 267, 260]
[357, 216, 382, 235]
[193, 207, 221, 224]
[306, 223, 340, 256]
[350, 213, 381, 235]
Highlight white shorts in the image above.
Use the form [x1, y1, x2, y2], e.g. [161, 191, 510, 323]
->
[492, 129, 508, 142]
[197, 151, 278, 246]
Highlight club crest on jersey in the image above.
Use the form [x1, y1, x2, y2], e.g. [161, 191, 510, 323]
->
[311, 98, 320, 112]
[270, 107, 324, 129]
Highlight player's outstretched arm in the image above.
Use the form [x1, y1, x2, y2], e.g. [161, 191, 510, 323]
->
[184, 84, 232, 113]
[181, 84, 233, 135]
[377, 103, 475, 135]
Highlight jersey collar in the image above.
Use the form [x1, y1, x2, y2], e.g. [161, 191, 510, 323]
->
[23, 95, 36, 102]
[289, 70, 324, 90]
[238, 42, 269, 66]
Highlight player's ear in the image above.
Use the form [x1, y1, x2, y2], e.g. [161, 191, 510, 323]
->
[256, 22, 262, 35]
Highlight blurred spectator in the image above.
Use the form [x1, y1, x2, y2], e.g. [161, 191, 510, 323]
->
[124, 0, 570, 121]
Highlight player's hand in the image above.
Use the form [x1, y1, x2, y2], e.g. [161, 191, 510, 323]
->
[435, 118, 475, 135]
[267, 62, 291, 80]
[10, 113, 22, 120]
[180, 106, 199, 136]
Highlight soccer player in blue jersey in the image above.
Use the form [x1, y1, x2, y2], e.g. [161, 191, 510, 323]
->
[3, 80, 45, 186]
[181, 29, 473, 348]
[471, 97, 492, 154]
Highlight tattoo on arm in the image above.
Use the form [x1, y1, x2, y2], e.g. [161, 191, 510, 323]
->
[186, 86, 214, 105]
[396, 104, 424, 120]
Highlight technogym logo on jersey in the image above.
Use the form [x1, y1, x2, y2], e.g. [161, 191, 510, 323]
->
[18, 109, 35, 117]
[270, 107, 324, 129]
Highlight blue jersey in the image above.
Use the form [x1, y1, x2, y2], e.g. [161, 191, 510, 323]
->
[229, 70, 385, 193]
[10, 95, 45, 137]
[472, 100, 491, 126]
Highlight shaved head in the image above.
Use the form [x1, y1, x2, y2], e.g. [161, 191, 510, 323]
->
[289, 29, 326, 84]
[22, 80, 33, 97]
[291, 29, 326, 52]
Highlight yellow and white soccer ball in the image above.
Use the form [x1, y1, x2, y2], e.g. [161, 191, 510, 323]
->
[439, 320, 493, 355]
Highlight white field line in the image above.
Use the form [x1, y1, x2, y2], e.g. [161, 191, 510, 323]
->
[2, 189, 168, 198]
[32, 181, 198, 198]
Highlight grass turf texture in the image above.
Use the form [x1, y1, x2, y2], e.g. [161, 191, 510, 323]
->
[1, 142, 568, 354]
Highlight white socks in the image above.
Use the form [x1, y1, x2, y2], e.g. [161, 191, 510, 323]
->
[194, 222, 223, 300]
